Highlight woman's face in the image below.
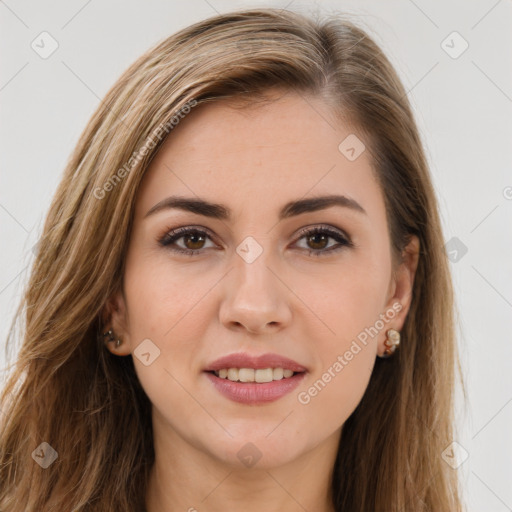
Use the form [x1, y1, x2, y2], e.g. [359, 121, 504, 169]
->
[109, 90, 419, 470]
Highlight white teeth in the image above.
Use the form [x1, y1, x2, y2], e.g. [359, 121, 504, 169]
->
[213, 367, 297, 382]
[273, 368, 284, 380]
[227, 368, 238, 381]
[255, 368, 273, 383]
[238, 368, 254, 382]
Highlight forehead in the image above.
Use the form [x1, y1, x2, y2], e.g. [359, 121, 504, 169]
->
[135, 91, 385, 225]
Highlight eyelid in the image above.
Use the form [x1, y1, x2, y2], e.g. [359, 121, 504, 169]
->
[293, 224, 351, 242]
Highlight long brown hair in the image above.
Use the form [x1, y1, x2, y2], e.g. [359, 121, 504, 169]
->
[0, 8, 466, 511]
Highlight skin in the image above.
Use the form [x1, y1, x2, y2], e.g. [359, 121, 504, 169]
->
[105, 89, 420, 512]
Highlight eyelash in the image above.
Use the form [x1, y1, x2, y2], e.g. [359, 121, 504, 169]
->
[158, 225, 353, 257]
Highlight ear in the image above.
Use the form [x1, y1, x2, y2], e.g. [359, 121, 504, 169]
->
[100, 287, 131, 356]
[378, 234, 420, 357]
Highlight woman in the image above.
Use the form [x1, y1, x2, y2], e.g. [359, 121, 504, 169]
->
[0, 7, 466, 511]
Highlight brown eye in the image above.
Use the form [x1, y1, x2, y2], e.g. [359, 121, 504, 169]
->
[182, 232, 206, 250]
[305, 232, 330, 250]
[159, 227, 215, 255]
[294, 226, 352, 257]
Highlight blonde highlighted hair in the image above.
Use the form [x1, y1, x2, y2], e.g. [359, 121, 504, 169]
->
[0, 8, 465, 511]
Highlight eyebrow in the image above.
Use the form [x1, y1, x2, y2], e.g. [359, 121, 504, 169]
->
[144, 194, 367, 220]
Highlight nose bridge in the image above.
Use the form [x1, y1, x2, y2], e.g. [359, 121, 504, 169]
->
[232, 234, 279, 302]
[219, 233, 291, 332]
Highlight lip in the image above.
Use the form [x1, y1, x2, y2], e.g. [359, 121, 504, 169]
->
[203, 352, 308, 405]
[204, 352, 308, 373]
[205, 371, 307, 404]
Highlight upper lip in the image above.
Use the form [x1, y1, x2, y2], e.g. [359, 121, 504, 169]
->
[204, 352, 308, 372]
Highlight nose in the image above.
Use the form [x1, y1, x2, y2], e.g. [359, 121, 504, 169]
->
[219, 249, 292, 335]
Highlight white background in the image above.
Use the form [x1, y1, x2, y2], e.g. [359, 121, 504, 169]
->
[1, 1, 511, 510]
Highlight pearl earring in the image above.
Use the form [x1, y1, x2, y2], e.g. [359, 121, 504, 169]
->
[381, 328, 400, 358]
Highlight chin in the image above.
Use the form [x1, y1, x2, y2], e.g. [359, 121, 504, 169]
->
[207, 434, 303, 471]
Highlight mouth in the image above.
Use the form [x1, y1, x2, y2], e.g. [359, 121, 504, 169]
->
[203, 352, 308, 404]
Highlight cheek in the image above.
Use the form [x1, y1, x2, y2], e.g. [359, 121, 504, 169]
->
[294, 309, 377, 438]
[123, 251, 210, 339]
[122, 254, 218, 399]
[303, 255, 390, 344]
[291, 257, 388, 419]
[123, 257, 209, 434]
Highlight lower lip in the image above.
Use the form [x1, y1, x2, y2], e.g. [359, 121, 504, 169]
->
[204, 371, 306, 404]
